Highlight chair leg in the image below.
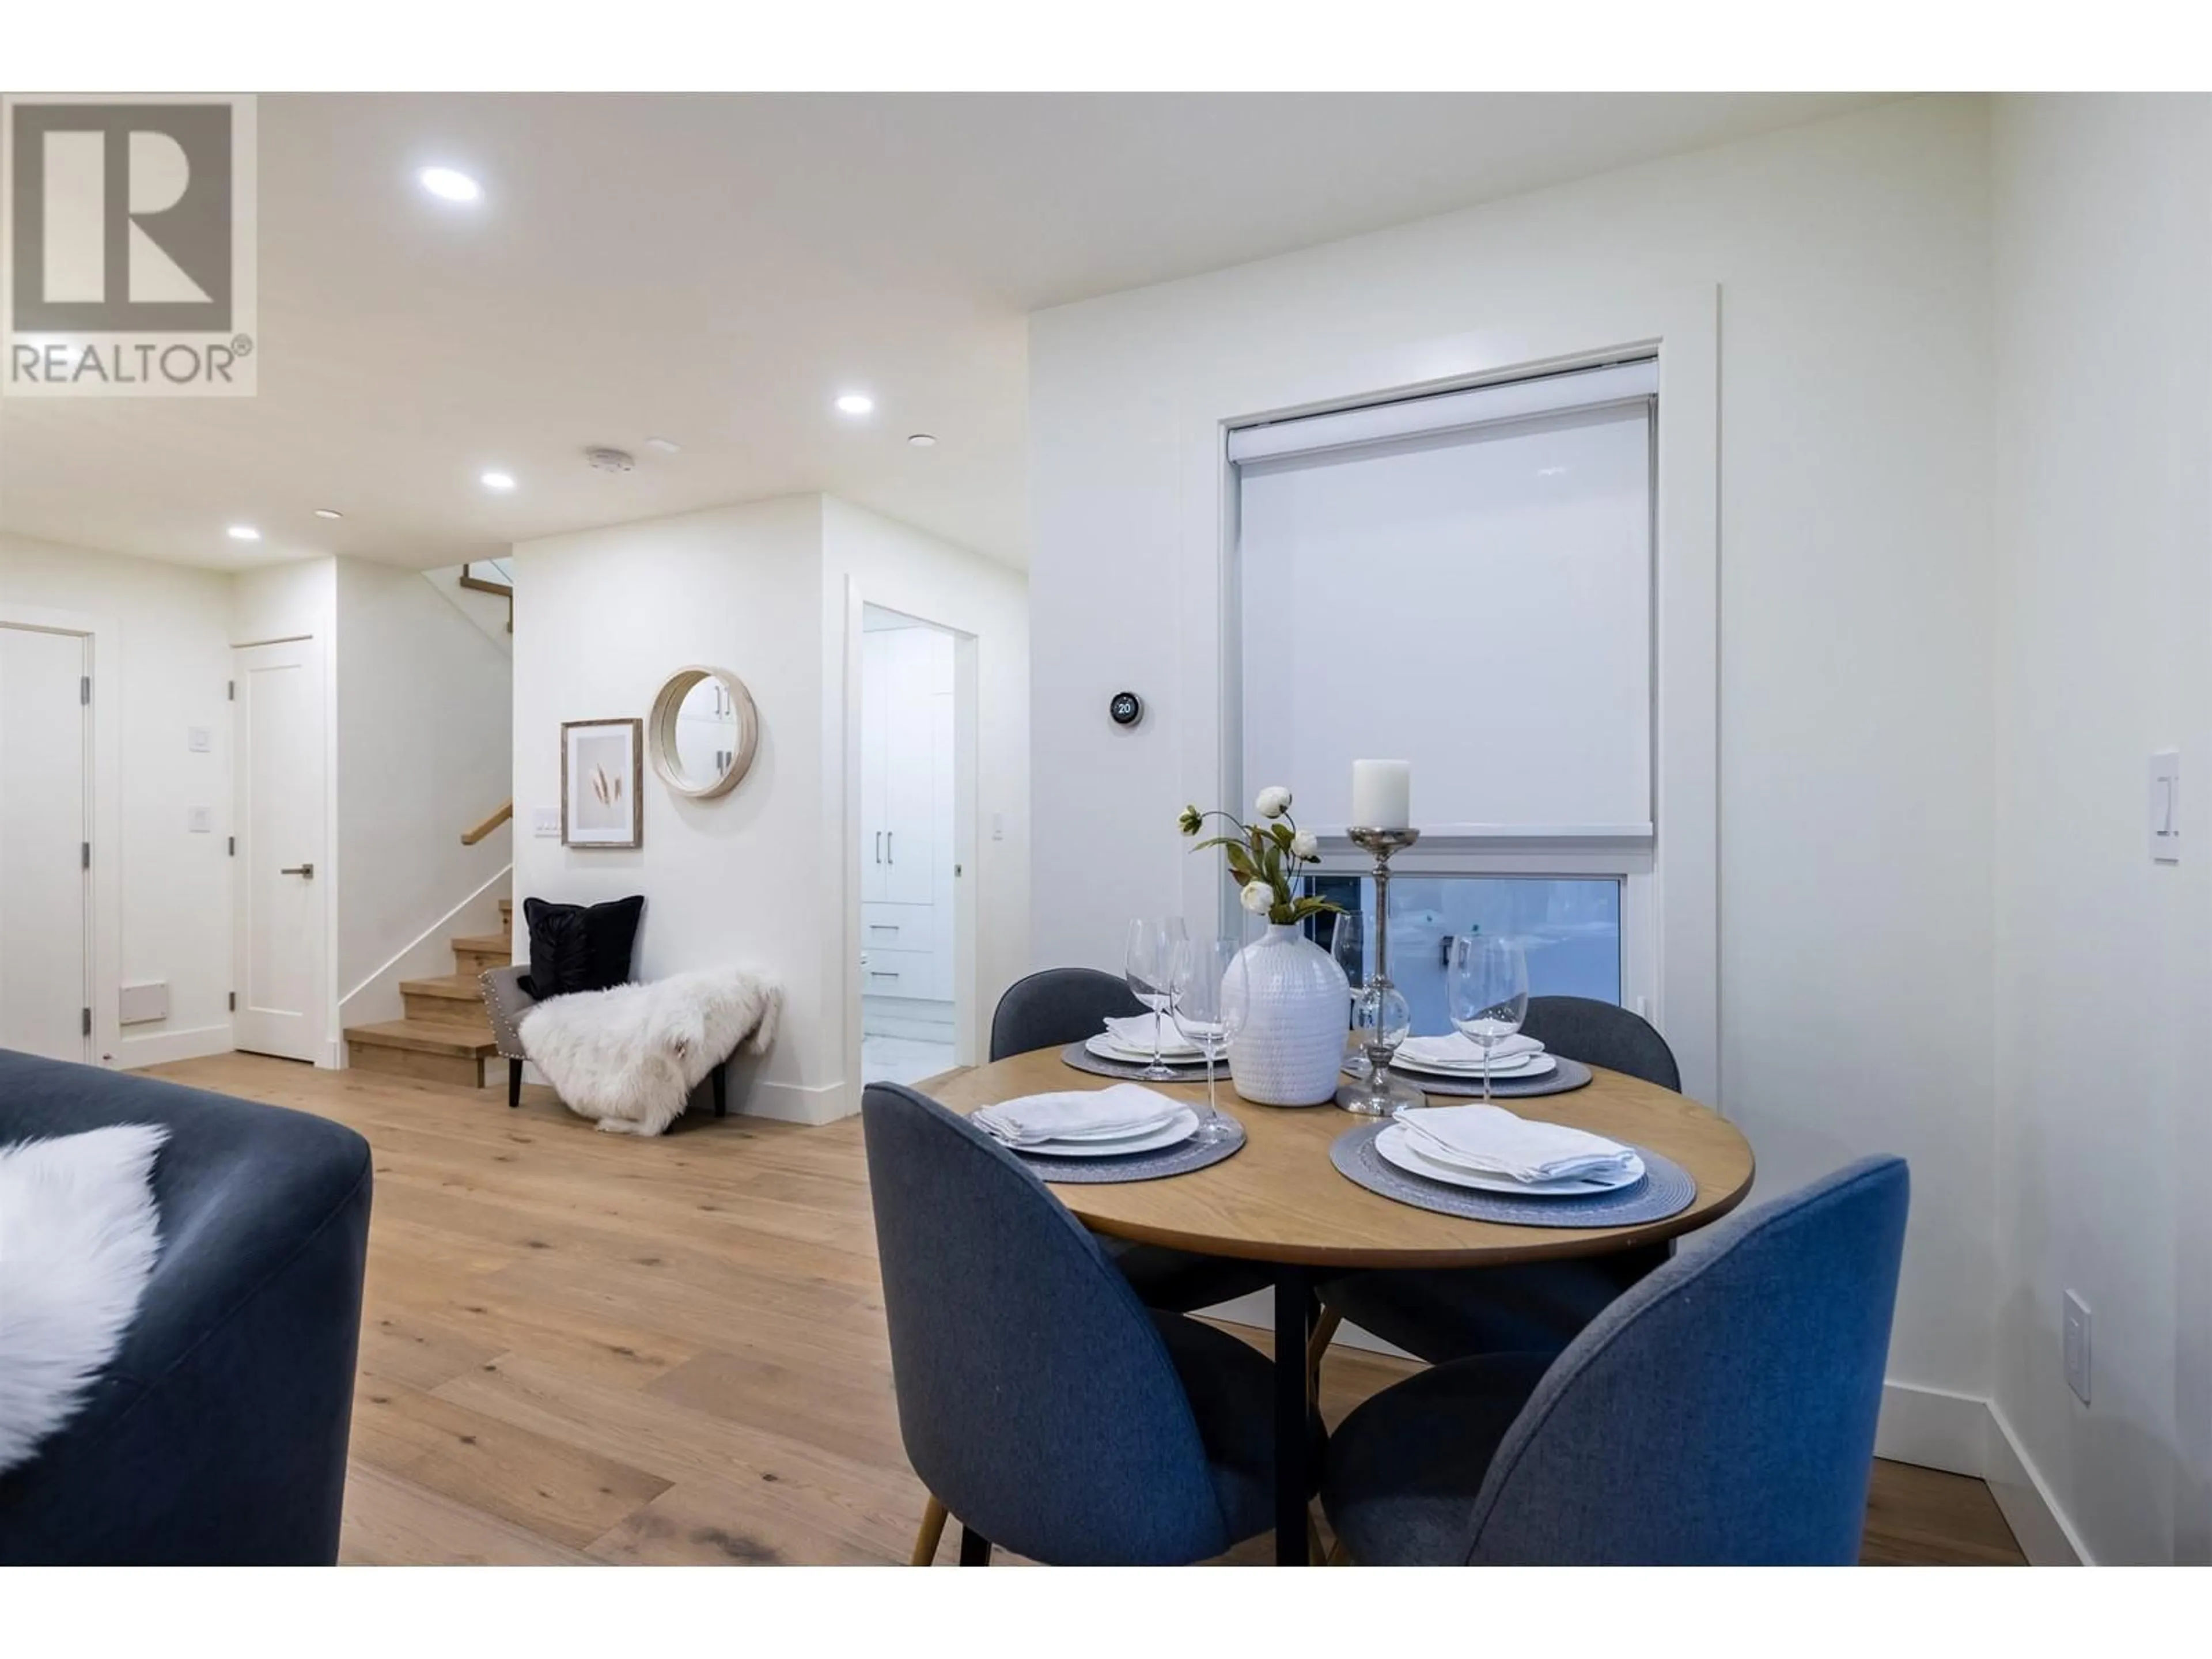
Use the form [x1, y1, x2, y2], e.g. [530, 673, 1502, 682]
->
[507, 1058, 522, 1109]
[958, 1524, 993, 1566]
[713, 1065, 728, 1119]
[910, 1495, 948, 1566]
[1306, 1305, 1343, 1388]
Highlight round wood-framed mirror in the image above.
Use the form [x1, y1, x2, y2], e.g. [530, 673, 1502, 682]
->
[647, 666, 759, 800]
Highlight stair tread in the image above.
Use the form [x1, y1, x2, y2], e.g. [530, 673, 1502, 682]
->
[344, 1019, 499, 1057]
[451, 933, 512, 955]
[400, 972, 485, 999]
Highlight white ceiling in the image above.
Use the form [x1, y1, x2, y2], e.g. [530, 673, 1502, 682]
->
[0, 93, 1893, 573]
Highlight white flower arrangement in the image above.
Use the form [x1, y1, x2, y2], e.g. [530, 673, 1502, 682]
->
[1177, 787, 1343, 927]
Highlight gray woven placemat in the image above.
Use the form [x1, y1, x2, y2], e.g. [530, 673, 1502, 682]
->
[1357, 1055, 1594, 1100]
[1058, 1041, 1219, 1084]
[1330, 1119, 1694, 1228]
[1016, 1113, 1245, 1184]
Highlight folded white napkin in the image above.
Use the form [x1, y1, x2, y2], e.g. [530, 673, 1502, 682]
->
[1395, 1031, 1546, 1070]
[1101, 1012, 1201, 1058]
[1392, 1104, 1636, 1184]
[974, 1084, 1185, 1147]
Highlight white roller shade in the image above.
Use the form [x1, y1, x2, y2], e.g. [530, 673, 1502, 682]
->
[1228, 359, 1658, 465]
[1236, 374, 1654, 842]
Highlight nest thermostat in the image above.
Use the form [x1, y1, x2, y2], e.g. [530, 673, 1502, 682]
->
[1109, 691, 1144, 728]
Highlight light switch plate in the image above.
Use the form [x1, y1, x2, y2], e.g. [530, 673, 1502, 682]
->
[532, 806, 560, 838]
[2150, 749, 2181, 862]
[188, 806, 212, 834]
[187, 725, 211, 753]
[2063, 1290, 2092, 1405]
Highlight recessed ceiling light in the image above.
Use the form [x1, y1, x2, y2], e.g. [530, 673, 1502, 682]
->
[480, 471, 516, 491]
[835, 393, 874, 416]
[314, 507, 343, 520]
[907, 433, 937, 448]
[419, 166, 482, 203]
[227, 525, 260, 541]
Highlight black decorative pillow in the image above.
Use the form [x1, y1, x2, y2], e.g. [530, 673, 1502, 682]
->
[523, 895, 644, 998]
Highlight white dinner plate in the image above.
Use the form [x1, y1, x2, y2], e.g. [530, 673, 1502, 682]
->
[1391, 1051, 1559, 1081]
[1085, 1032, 1207, 1067]
[1017, 1107, 1201, 1158]
[1374, 1123, 1644, 1196]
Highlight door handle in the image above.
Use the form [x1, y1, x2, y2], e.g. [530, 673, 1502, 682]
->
[281, 863, 316, 878]
[887, 832, 893, 865]
[874, 831, 882, 864]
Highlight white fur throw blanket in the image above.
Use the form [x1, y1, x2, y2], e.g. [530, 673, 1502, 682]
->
[0, 1124, 168, 1474]
[521, 967, 781, 1137]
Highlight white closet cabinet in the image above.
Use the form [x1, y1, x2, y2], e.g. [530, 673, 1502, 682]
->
[859, 626, 955, 1004]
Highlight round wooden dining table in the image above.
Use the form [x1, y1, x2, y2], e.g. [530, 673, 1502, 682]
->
[929, 1048, 1755, 1564]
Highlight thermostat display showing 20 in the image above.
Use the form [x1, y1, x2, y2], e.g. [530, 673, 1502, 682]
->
[1108, 691, 1143, 728]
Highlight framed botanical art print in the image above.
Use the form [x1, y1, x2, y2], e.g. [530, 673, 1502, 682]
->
[561, 718, 643, 847]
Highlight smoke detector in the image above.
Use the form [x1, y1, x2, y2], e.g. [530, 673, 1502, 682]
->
[584, 446, 636, 474]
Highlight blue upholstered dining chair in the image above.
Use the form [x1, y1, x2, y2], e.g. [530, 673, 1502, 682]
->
[1321, 1156, 1910, 1565]
[990, 969, 1272, 1315]
[1314, 996, 1680, 1365]
[862, 1082, 1312, 1565]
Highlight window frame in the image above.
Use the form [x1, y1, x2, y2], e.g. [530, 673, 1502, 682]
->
[1199, 293, 1716, 1102]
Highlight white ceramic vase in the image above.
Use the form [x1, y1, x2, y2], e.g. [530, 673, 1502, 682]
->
[1228, 923, 1350, 1107]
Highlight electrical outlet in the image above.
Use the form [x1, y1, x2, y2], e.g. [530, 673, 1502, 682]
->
[2063, 1290, 2092, 1405]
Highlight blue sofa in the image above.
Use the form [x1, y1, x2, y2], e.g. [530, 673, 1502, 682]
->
[0, 1050, 373, 1565]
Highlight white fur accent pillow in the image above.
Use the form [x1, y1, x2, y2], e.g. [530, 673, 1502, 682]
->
[521, 967, 781, 1137]
[0, 1124, 168, 1474]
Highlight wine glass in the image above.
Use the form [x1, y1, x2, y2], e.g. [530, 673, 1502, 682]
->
[1171, 938, 1242, 1142]
[1124, 917, 1188, 1081]
[1329, 911, 1370, 1080]
[1445, 934, 1529, 1102]
[1339, 980, 1415, 1116]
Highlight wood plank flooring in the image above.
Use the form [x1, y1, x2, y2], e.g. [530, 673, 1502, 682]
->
[149, 1054, 2025, 1567]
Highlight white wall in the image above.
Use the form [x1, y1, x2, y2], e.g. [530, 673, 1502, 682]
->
[1029, 97, 1998, 1437]
[513, 496, 836, 1121]
[823, 498, 1030, 1078]
[0, 533, 235, 1067]
[334, 558, 513, 1025]
[512, 493, 1025, 1123]
[1988, 94, 2212, 1566]
[420, 562, 516, 657]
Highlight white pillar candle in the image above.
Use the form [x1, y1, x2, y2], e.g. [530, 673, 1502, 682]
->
[1350, 759, 1411, 829]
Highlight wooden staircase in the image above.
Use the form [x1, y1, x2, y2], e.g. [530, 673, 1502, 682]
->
[344, 897, 511, 1086]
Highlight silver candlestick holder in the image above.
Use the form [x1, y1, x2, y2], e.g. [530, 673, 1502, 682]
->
[1335, 826, 1426, 1116]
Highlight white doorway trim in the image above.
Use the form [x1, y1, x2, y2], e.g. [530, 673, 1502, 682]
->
[0, 603, 121, 1067]
[836, 577, 983, 1113]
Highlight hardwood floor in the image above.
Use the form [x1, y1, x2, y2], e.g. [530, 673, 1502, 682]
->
[150, 1054, 2025, 1567]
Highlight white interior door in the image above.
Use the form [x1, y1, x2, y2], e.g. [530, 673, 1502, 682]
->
[233, 639, 327, 1062]
[0, 624, 90, 1061]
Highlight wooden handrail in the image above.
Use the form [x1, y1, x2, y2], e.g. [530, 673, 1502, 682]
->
[461, 800, 513, 846]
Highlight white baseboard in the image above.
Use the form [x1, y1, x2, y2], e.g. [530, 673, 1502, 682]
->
[737, 1077, 855, 1127]
[115, 1022, 233, 1070]
[1986, 1400, 2089, 1565]
[1874, 1380, 1990, 1477]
